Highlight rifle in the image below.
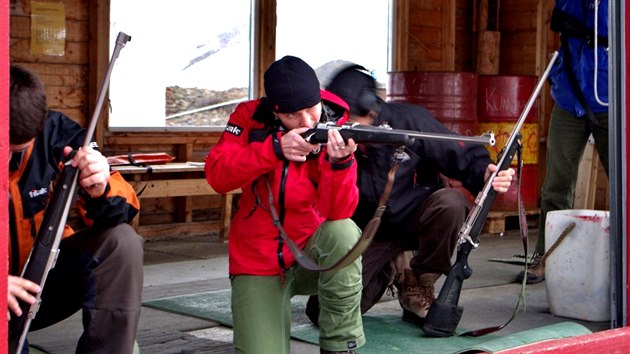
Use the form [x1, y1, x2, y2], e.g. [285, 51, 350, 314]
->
[274, 123, 494, 273]
[8, 32, 131, 354]
[302, 122, 496, 147]
[422, 51, 559, 338]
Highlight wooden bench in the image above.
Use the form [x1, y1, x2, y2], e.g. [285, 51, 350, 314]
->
[112, 162, 240, 242]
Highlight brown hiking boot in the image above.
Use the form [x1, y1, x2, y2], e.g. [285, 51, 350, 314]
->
[398, 270, 440, 320]
[516, 253, 545, 284]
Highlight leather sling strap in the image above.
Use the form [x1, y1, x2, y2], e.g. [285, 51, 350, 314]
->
[266, 146, 407, 272]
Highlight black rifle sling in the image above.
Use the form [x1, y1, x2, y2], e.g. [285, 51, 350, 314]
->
[266, 146, 406, 272]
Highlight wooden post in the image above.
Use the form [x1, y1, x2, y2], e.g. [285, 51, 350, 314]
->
[476, 0, 500, 74]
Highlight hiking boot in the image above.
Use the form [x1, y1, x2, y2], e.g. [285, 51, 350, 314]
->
[516, 253, 545, 284]
[398, 270, 440, 321]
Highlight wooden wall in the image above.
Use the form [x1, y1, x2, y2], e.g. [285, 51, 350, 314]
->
[10, 0, 89, 125]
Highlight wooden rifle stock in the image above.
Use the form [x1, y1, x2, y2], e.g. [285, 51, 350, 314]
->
[422, 51, 559, 337]
[8, 32, 131, 353]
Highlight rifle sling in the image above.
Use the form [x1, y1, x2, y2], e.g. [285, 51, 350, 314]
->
[461, 147, 529, 337]
[266, 150, 403, 272]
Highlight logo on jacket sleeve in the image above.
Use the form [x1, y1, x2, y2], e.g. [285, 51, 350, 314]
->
[225, 123, 243, 137]
[28, 187, 48, 199]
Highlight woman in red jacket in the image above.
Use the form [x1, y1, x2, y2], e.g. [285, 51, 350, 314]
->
[206, 56, 364, 354]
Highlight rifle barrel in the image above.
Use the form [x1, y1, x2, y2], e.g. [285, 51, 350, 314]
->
[82, 32, 131, 147]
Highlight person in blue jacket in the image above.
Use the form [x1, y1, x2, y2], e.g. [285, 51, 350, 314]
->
[519, 0, 609, 284]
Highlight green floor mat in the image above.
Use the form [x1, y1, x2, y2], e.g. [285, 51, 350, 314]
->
[143, 290, 591, 353]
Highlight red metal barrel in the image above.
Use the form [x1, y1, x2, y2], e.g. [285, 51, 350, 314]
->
[387, 72, 478, 136]
[476, 75, 540, 211]
[387, 72, 479, 204]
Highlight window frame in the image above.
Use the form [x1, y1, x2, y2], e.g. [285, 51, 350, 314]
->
[90, 0, 271, 142]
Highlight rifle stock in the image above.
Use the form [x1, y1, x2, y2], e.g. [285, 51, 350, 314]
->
[8, 162, 79, 353]
[422, 51, 559, 337]
[8, 32, 131, 353]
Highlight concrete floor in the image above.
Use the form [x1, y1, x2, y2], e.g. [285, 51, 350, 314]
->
[26, 226, 611, 353]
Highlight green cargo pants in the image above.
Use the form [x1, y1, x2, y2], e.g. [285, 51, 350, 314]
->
[536, 105, 609, 255]
[231, 219, 365, 353]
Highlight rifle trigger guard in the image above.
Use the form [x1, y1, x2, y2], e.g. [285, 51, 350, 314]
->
[463, 235, 479, 248]
[303, 132, 315, 142]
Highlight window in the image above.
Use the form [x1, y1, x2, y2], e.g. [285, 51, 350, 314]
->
[276, 0, 390, 89]
[109, 1, 252, 128]
[108, 0, 391, 129]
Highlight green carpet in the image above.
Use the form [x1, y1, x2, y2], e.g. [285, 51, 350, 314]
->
[143, 290, 592, 353]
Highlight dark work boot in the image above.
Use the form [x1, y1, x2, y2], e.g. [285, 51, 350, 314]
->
[516, 253, 545, 284]
[398, 270, 440, 324]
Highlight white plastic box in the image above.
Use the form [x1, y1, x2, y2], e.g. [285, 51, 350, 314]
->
[544, 209, 610, 322]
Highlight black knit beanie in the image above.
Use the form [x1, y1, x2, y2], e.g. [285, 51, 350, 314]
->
[264, 56, 321, 113]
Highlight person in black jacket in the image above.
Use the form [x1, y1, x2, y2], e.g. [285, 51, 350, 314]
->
[306, 64, 515, 326]
[8, 64, 144, 353]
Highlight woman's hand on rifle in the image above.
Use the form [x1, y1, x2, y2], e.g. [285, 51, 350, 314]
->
[485, 164, 515, 193]
[64, 146, 111, 198]
[7, 275, 41, 320]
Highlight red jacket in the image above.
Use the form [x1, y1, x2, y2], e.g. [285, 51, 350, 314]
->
[9, 111, 139, 274]
[205, 91, 358, 276]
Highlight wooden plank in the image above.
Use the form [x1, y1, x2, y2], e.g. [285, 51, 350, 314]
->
[483, 209, 540, 234]
[476, 31, 500, 74]
[112, 162, 204, 175]
[440, 0, 456, 70]
[10, 16, 88, 41]
[573, 140, 599, 209]
[45, 85, 87, 109]
[393, 0, 409, 71]
[11, 0, 89, 20]
[105, 135, 220, 146]
[138, 220, 221, 239]
[10, 38, 88, 63]
[126, 179, 237, 199]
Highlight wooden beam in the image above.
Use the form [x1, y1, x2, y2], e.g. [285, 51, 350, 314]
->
[393, 0, 409, 71]
[441, 0, 456, 70]
[88, 0, 110, 147]
[138, 220, 220, 239]
[255, 0, 277, 98]
[127, 179, 240, 199]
